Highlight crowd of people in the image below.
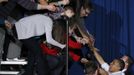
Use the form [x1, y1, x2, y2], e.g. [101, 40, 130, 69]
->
[0, 0, 133, 75]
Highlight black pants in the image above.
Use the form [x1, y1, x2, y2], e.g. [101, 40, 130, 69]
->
[2, 25, 22, 60]
[11, 25, 51, 75]
[21, 38, 51, 75]
[2, 32, 10, 60]
[46, 54, 66, 75]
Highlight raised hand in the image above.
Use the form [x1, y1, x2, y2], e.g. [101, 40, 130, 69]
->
[45, 4, 56, 11]
[80, 58, 89, 64]
[61, 0, 70, 5]
[84, 35, 95, 48]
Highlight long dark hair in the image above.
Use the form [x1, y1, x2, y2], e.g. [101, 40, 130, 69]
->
[52, 19, 67, 44]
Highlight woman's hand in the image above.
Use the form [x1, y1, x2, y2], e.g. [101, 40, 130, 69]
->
[80, 58, 89, 64]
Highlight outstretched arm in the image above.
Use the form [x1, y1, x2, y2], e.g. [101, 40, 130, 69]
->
[92, 48, 106, 65]
[45, 17, 65, 49]
[17, 0, 56, 11]
[76, 24, 95, 48]
[99, 68, 109, 75]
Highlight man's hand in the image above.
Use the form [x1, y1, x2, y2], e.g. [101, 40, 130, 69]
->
[75, 37, 83, 43]
[80, 58, 89, 64]
[85, 35, 95, 48]
[46, 4, 56, 11]
[38, 4, 56, 11]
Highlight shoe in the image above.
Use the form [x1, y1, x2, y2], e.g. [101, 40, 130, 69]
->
[6, 58, 25, 61]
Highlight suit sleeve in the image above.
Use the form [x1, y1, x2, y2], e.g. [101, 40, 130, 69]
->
[0, 0, 16, 19]
[16, 0, 38, 10]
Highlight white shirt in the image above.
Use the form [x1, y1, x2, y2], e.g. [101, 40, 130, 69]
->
[122, 69, 127, 72]
[15, 14, 65, 49]
[101, 63, 125, 75]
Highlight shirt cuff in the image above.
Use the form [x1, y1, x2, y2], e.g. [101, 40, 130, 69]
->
[101, 63, 110, 72]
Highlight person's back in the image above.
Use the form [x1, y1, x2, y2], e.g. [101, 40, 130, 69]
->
[15, 14, 52, 40]
[14, 14, 65, 49]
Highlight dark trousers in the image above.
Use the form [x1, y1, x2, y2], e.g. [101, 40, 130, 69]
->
[46, 54, 66, 75]
[21, 38, 50, 75]
[2, 26, 20, 60]
[2, 31, 11, 60]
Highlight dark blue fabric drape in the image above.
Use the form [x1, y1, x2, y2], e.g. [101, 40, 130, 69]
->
[69, 0, 134, 75]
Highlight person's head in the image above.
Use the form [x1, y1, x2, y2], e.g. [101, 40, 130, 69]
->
[63, 6, 74, 18]
[52, 19, 67, 44]
[85, 61, 98, 75]
[109, 59, 125, 72]
[121, 55, 133, 69]
[80, 1, 93, 17]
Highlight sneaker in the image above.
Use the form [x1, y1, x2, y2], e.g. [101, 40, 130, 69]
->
[6, 58, 25, 61]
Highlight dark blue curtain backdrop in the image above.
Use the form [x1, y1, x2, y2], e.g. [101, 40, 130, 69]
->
[69, 0, 134, 75]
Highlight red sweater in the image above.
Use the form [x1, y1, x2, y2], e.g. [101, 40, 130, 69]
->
[40, 37, 82, 62]
[68, 37, 82, 62]
[40, 43, 58, 56]
[68, 38, 82, 49]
